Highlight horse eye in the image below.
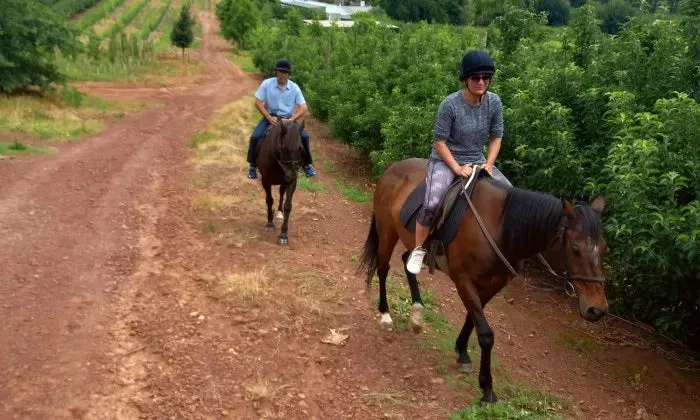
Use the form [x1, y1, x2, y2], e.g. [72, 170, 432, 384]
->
[571, 245, 582, 256]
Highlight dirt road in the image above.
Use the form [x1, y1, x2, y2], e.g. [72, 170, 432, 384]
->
[1, 10, 698, 420]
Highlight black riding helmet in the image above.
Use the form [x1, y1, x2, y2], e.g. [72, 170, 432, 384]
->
[274, 59, 292, 73]
[459, 50, 495, 80]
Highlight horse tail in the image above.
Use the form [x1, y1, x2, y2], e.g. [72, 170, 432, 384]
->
[358, 214, 379, 286]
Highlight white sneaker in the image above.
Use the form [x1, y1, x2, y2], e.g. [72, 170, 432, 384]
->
[406, 246, 427, 275]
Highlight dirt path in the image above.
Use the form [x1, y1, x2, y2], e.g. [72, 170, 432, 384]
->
[1, 10, 698, 420]
[0, 11, 256, 418]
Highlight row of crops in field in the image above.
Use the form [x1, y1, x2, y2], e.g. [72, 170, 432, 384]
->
[54, 0, 198, 80]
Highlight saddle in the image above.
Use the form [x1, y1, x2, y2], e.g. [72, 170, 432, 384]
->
[399, 167, 487, 274]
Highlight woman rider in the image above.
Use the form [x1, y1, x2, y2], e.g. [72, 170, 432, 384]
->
[405, 50, 513, 275]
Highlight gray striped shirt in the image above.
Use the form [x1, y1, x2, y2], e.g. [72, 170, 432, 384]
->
[430, 91, 504, 165]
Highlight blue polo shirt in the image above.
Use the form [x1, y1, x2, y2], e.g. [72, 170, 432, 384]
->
[255, 78, 306, 119]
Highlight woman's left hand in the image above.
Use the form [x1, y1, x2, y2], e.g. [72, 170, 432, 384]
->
[482, 163, 494, 176]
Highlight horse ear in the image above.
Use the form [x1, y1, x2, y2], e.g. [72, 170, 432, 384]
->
[560, 197, 577, 224]
[590, 194, 606, 214]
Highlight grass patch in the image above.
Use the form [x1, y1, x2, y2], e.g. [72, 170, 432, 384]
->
[297, 176, 324, 193]
[556, 331, 595, 353]
[449, 385, 568, 420]
[211, 270, 269, 304]
[0, 141, 53, 156]
[322, 159, 336, 173]
[230, 53, 258, 73]
[0, 89, 143, 140]
[335, 179, 371, 202]
[373, 274, 448, 333]
[60, 54, 203, 83]
[189, 131, 217, 148]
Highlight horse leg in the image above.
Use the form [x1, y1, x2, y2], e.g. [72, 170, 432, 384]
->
[454, 275, 497, 403]
[456, 293, 495, 374]
[377, 229, 399, 331]
[455, 314, 474, 373]
[264, 183, 274, 232]
[276, 185, 286, 220]
[277, 180, 296, 245]
[402, 251, 424, 334]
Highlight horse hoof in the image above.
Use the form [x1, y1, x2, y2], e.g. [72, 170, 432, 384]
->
[379, 313, 393, 331]
[277, 237, 288, 246]
[480, 391, 498, 404]
[265, 225, 274, 233]
[276, 211, 284, 220]
[458, 363, 473, 373]
[410, 303, 424, 334]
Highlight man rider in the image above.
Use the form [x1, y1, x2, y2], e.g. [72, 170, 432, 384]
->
[246, 59, 316, 179]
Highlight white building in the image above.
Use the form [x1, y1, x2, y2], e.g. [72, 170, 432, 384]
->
[280, 0, 373, 21]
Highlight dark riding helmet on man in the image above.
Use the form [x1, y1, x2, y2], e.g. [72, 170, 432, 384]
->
[460, 50, 495, 80]
[274, 59, 292, 73]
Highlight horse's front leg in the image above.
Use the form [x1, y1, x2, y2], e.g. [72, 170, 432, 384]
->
[402, 251, 424, 334]
[455, 314, 474, 373]
[456, 292, 496, 374]
[263, 183, 274, 232]
[276, 185, 286, 220]
[277, 179, 296, 245]
[454, 275, 497, 403]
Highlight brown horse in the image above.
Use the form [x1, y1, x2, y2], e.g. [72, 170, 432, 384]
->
[359, 158, 608, 403]
[256, 121, 305, 245]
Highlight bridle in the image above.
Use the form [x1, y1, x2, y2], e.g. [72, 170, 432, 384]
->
[539, 225, 606, 297]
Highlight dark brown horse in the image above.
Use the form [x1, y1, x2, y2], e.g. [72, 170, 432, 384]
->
[256, 121, 305, 245]
[359, 158, 609, 403]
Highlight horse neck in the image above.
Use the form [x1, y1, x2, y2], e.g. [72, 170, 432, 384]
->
[500, 188, 562, 262]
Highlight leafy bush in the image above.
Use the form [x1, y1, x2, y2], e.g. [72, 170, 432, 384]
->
[0, 0, 80, 92]
[536, 0, 571, 26]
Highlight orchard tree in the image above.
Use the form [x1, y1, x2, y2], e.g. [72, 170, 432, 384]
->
[171, 3, 195, 60]
[217, 0, 261, 49]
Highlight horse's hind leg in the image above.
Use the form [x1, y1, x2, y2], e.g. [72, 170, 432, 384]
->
[401, 251, 424, 334]
[264, 184, 274, 232]
[276, 185, 286, 220]
[377, 228, 399, 331]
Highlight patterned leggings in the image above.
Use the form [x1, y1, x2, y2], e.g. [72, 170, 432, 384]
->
[416, 158, 512, 226]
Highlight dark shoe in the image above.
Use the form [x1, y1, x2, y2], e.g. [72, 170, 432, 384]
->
[248, 167, 257, 179]
[303, 164, 317, 177]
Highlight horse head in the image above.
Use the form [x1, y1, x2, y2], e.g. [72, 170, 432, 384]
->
[549, 195, 609, 322]
[277, 121, 304, 180]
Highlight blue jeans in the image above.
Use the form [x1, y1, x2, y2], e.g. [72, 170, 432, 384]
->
[246, 118, 312, 167]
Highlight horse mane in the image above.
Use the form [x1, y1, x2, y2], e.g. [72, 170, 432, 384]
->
[500, 188, 562, 258]
[500, 188, 603, 258]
